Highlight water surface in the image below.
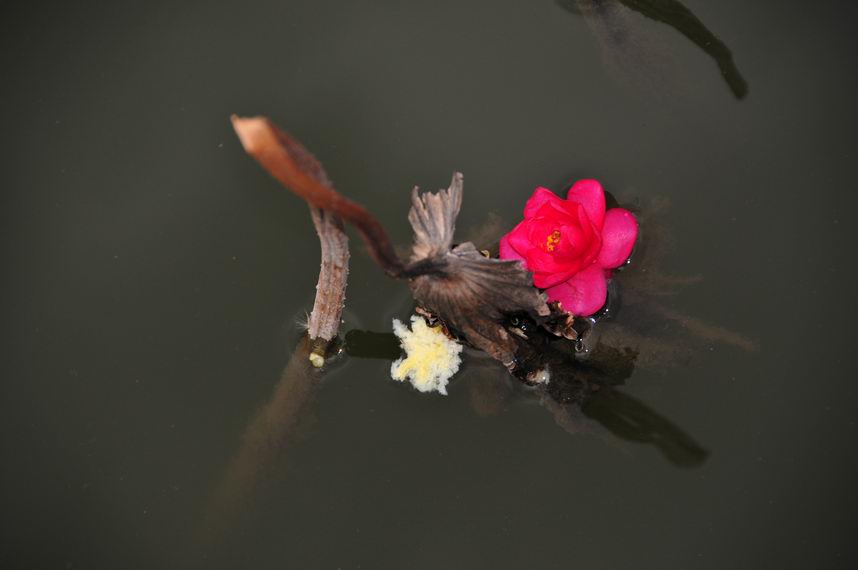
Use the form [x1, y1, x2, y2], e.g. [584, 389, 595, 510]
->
[3, 0, 857, 568]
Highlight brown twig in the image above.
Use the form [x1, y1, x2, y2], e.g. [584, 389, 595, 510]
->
[306, 206, 349, 366]
[232, 116, 352, 366]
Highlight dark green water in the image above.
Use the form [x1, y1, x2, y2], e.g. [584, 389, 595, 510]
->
[3, 1, 857, 568]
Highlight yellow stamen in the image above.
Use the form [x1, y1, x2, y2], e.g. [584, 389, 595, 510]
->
[546, 230, 561, 252]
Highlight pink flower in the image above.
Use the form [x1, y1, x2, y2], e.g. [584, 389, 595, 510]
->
[499, 180, 638, 316]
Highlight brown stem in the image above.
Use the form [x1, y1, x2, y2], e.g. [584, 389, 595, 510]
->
[306, 205, 349, 365]
[231, 115, 406, 277]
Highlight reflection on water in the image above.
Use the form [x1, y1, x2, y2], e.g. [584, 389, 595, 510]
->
[583, 390, 708, 466]
[200, 339, 319, 544]
[557, 0, 749, 99]
[344, 326, 708, 467]
[204, 319, 712, 549]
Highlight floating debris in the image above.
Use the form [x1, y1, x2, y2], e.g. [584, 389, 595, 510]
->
[390, 315, 463, 395]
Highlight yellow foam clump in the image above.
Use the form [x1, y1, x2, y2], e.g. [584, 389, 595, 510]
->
[390, 315, 463, 395]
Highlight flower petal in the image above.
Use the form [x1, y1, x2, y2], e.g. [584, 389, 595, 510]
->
[499, 234, 526, 263]
[531, 265, 576, 289]
[597, 208, 638, 269]
[545, 265, 608, 317]
[523, 187, 564, 219]
[567, 180, 606, 229]
[506, 220, 536, 258]
[526, 244, 580, 287]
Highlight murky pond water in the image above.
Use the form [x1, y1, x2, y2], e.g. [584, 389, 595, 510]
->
[4, 1, 858, 568]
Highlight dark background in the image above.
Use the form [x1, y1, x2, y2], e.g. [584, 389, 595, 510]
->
[2, 1, 857, 568]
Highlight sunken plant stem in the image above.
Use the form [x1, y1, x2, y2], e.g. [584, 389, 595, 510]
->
[231, 115, 405, 277]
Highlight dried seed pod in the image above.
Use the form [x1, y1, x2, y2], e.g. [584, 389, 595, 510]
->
[406, 174, 550, 369]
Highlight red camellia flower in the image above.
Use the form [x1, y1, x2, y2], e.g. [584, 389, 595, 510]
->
[499, 180, 638, 316]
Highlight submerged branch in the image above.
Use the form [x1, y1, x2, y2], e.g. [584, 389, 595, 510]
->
[560, 0, 748, 99]
[619, 0, 748, 99]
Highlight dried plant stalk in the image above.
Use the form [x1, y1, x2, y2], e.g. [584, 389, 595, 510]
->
[306, 206, 349, 365]
[232, 116, 349, 365]
[307, 206, 348, 341]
